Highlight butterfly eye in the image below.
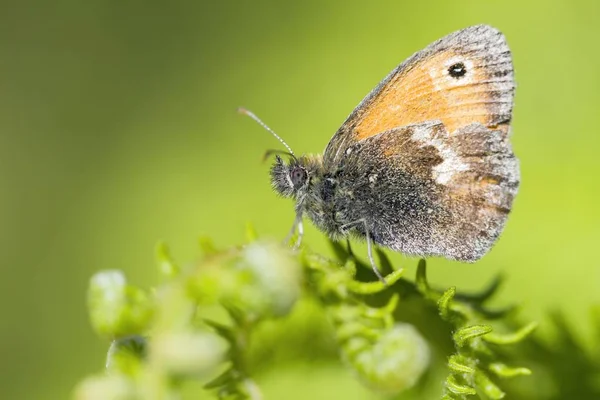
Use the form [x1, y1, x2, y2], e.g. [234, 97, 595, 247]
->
[448, 62, 467, 78]
[290, 166, 308, 187]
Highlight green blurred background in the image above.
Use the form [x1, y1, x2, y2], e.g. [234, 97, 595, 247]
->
[2, 0, 600, 398]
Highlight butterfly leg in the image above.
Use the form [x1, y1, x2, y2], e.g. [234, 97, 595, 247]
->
[294, 218, 304, 250]
[340, 219, 386, 284]
[284, 213, 304, 250]
[365, 226, 386, 284]
[346, 238, 354, 258]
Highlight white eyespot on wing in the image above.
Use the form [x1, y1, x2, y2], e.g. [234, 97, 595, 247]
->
[428, 56, 475, 90]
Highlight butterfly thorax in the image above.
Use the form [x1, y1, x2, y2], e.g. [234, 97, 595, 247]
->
[301, 170, 347, 240]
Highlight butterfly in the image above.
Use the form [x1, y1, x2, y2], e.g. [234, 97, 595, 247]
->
[240, 25, 519, 282]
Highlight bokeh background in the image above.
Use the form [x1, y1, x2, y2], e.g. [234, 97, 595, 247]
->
[2, 0, 600, 398]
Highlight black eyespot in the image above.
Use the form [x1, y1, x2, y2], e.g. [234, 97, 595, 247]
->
[290, 166, 307, 187]
[448, 62, 467, 78]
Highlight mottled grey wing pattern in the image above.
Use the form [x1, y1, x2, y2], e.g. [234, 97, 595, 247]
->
[336, 121, 519, 261]
[320, 24, 518, 260]
[323, 24, 514, 168]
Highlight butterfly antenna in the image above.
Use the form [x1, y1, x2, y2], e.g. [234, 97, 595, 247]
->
[238, 107, 295, 157]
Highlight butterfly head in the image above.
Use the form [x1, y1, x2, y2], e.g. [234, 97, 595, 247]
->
[237, 107, 313, 198]
[270, 155, 309, 198]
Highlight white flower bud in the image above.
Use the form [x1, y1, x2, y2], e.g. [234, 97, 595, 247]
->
[152, 331, 227, 377]
[349, 323, 430, 393]
[73, 374, 136, 400]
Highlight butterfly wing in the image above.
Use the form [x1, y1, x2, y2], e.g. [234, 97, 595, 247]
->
[336, 121, 519, 261]
[323, 25, 514, 167]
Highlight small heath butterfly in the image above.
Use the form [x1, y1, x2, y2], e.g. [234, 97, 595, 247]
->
[240, 25, 519, 282]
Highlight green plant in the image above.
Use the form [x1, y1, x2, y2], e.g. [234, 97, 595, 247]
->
[74, 227, 538, 400]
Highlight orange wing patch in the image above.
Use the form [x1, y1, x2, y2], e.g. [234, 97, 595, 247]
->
[323, 25, 515, 168]
[353, 50, 512, 140]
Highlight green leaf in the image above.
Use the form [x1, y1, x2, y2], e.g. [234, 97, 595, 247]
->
[329, 239, 350, 262]
[415, 259, 430, 296]
[448, 355, 475, 374]
[445, 374, 476, 395]
[199, 235, 218, 256]
[489, 362, 532, 378]
[347, 268, 404, 294]
[204, 366, 236, 390]
[438, 286, 456, 320]
[245, 222, 258, 242]
[375, 248, 394, 274]
[454, 275, 503, 303]
[156, 241, 179, 279]
[453, 324, 493, 347]
[106, 336, 147, 376]
[204, 319, 237, 344]
[473, 370, 505, 399]
[484, 322, 537, 345]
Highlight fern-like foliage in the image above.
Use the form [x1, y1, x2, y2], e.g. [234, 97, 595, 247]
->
[315, 241, 536, 399]
[74, 230, 537, 400]
[413, 260, 536, 399]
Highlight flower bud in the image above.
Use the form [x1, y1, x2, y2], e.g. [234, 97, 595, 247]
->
[152, 331, 227, 378]
[106, 335, 147, 375]
[347, 323, 430, 393]
[88, 270, 153, 338]
[73, 374, 136, 400]
[190, 240, 302, 320]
